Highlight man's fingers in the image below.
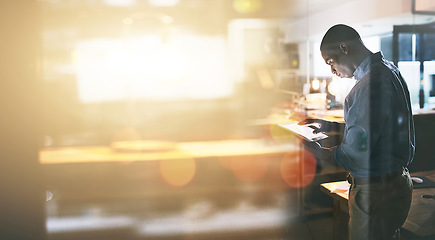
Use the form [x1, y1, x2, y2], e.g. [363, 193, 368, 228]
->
[308, 124, 320, 130]
[313, 129, 322, 134]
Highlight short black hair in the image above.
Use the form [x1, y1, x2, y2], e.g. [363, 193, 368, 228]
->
[320, 24, 363, 52]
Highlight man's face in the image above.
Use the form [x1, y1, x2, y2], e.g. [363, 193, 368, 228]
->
[321, 49, 354, 78]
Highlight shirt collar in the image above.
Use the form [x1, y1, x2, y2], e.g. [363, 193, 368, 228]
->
[353, 51, 383, 81]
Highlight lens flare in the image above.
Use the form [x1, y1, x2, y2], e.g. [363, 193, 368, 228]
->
[280, 148, 316, 188]
[230, 156, 268, 182]
[218, 156, 232, 170]
[159, 157, 196, 187]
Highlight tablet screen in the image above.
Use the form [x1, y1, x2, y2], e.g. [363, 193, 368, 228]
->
[278, 122, 328, 142]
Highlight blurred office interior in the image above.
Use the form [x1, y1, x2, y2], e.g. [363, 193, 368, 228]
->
[1, 0, 435, 239]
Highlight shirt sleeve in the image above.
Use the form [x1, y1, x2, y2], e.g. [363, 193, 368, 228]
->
[334, 70, 393, 175]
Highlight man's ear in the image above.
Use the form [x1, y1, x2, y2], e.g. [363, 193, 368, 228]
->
[339, 43, 348, 55]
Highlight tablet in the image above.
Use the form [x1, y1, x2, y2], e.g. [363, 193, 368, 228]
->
[278, 122, 328, 142]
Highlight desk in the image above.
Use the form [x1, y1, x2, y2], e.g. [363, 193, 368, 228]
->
[40, 138, 311, 204]
[40, 139, 312, 239]
[40, 139, 298, 164]
[39, 138, 302, 204]
[321, 170, 435, 240]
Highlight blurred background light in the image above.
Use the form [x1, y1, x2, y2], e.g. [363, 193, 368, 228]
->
[327, 77, 339, 96]
[148, 0, 180, 7]
[230, 157, 268, 182]
[233, 0, 262, 14]
[159, 157, 197, 187]
[280, 149, 316, 188]
[311, 78, 320, 91]
[123, 17, 134, 25]
[104, 0, 136, 6]
[74, 34, 229, 102]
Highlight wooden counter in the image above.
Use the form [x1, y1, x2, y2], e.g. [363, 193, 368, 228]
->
[321, 170, 435, 240]
[40, 139, 298, 165]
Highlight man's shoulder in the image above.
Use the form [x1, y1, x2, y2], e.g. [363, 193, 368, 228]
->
[364, 60, 398, 83]
[370, 59, 396, 74]
[355, 62, 397, 95]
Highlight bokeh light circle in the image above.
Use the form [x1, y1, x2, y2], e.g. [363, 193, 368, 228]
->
[230, 156, 268, 182]
[159, 157, 196, 187]
[280, 148, 317, 188]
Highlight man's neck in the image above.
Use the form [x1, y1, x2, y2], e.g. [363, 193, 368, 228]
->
[352, 47, 373, 70]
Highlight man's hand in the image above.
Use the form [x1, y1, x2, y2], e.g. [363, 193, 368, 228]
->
[301, 139, 337, 165]
[299, 118, 344, 134]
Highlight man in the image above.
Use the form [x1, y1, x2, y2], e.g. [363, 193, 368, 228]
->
[304, 24, 415, 240]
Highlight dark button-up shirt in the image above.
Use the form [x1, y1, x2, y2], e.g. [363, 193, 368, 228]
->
[334, 52, 415, 178]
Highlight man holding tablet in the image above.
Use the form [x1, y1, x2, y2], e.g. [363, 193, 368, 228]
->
[303, 24, 415, 240]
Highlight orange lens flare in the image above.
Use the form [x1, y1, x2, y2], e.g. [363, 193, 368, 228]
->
[230, 157, 268, 182]
[159, 158, 196, 187]
[280, 148, 317, 188]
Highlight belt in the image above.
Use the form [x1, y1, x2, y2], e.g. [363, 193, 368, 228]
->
[347, 168, 407, 185]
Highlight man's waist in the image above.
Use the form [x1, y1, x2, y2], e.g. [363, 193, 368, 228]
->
[347, 167, 408, 185]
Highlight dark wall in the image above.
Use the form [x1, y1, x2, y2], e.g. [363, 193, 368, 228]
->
[408, 113, 435, 172]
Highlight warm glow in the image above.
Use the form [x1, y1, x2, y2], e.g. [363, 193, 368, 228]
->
[230, 157, 268, 182]
[104, 0, 136, 6]
[159, 158, 196, 187]
[148, 0, 180, 7]
[266, 101, 303, 144]
[280, 148, 316, 188]
[75, 34, 230, 102]
[154, 44, 185, 82]
[311, 78, 320, 91]
[233, 0, 262, 13]
[218, 157, 232, 170]
[268, 123, 298, 144]
[326, 75, 356, 103]
[327, 77, 339, 96]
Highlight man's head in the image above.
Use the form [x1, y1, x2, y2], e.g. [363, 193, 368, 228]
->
[320, 24, 371, 78]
